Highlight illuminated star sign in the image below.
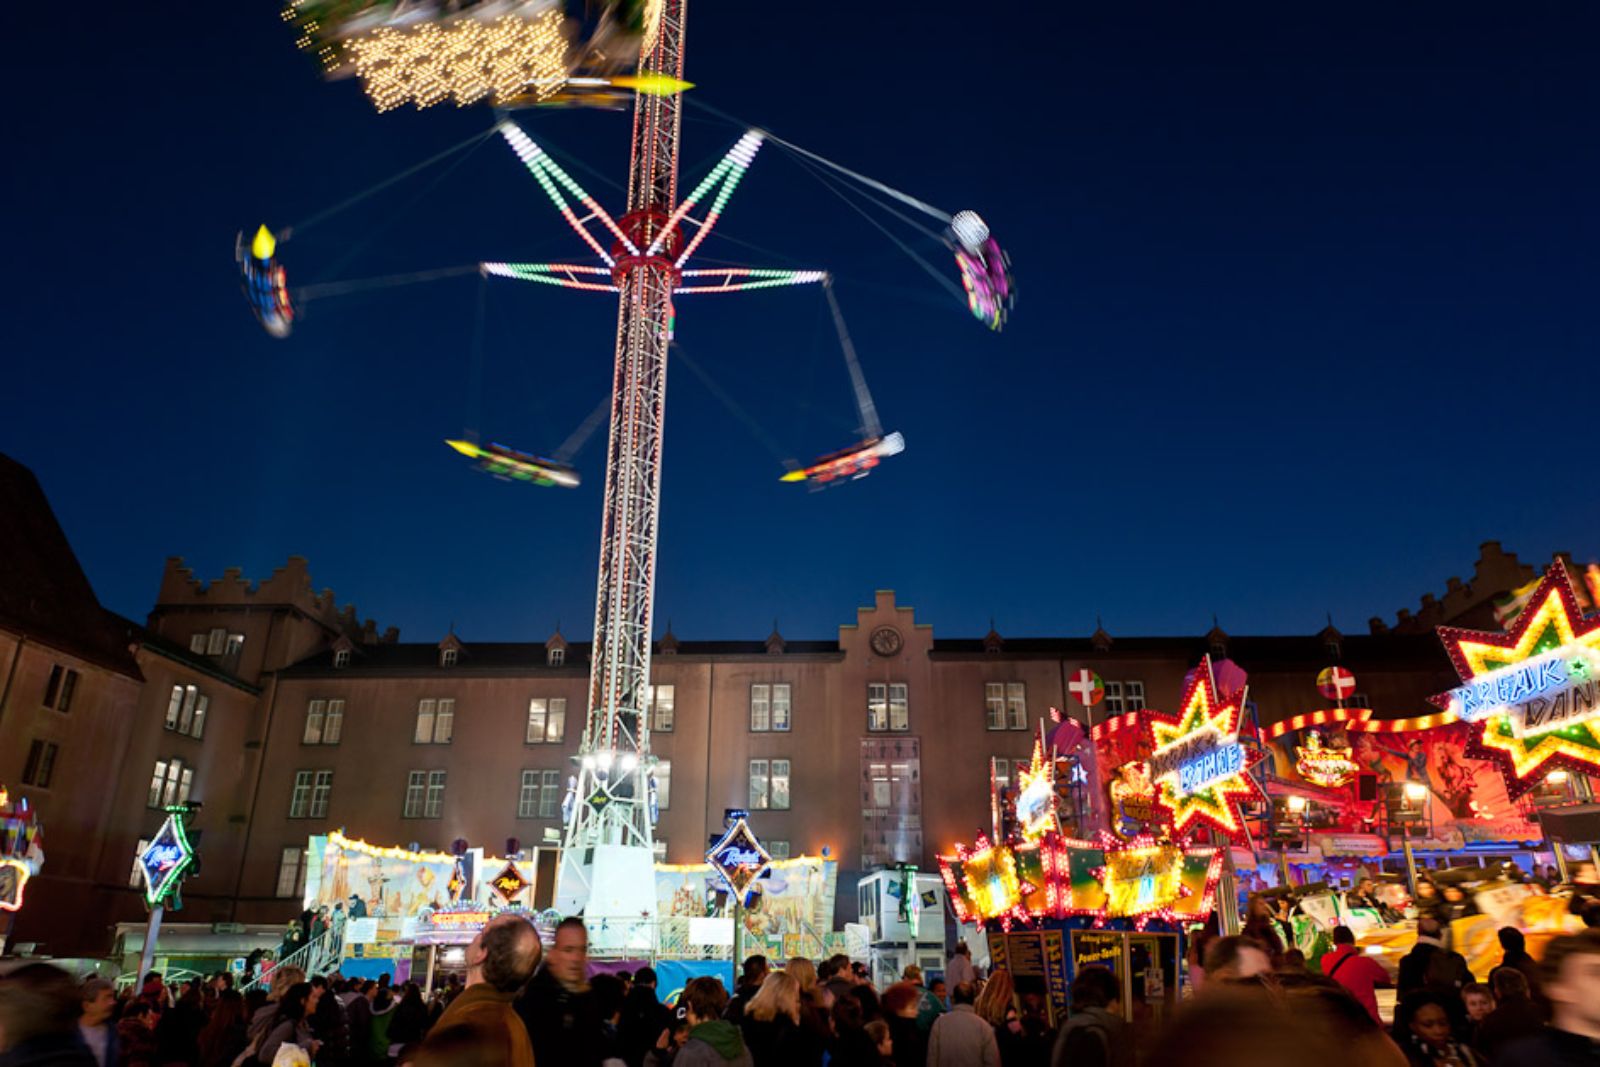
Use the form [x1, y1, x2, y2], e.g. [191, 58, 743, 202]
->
[1147, 657, 1265, 839]
[1431, 559, 1600, 796]
[137, 812, 196, 908]
[1013, 738, 1059, 840]
[706, 816, 771, 903]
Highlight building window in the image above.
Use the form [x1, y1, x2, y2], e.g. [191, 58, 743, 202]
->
[869, 683, 909, 732]
[751, 759, 790, 809]
[526, 698, 567, 744]
[224, 633, 245, 659]
[414, 698, 454, 744]
[985, 683, 1006, 730]
[148, 758, 193, 809]
[1104, 681, 1124, 715]
[867, 761, 913, 812]
[404, 770, 447, 818]
[205, 628, 227, 655]
[333, 648, 351, 669]
[548, 647, 565, 667]
[303, 699, 344, 744]
[43, 665, 79, 712]
[290, 770, 332, 819]
[1006, 682, 1026, 728]
[539, 770, 560, 818]
[993, 757, 1010, 788]
[276, 846, 308, 898]
[648, 685, 675, 732]
[189, 634, 207, 654]
[768, 840, 791, 860]
[518, 770, 540, 818]
[22, 740, 58, 788]
[653, 839, 668, 860]
[440, 647, 458, 668]
[655, 760, 672, 810]
[749, 684, 791, 732]
[1349, 692, 1371, 709]
[164, 684, 208, 739]
[130, 840, 150, 887]
[1124, 680, 1146, 711]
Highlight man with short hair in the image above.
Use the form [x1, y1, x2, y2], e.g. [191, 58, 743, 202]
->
[77, 979, 118, 1067]
[722, 955, 767, 1023]
[1496, 930, 1600, 1066]
[1397, 916, 1469, 997]
[1319, 925, 1391, 1024]
[1201, 935, 1272, 983]
[1050, 966, 1123, 1067]
[619, 964, 672, 1067]
[516, 916, 602, 1067]
[667, 977, 751, 1066]
[1489, 926, 1544, 999]
[927, 982, 1000, 1067]
[945, 942, 976, 989]
[421, 913, 541, 1067]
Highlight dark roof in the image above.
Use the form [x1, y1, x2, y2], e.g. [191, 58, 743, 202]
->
[278, 637, 846, 676]
[0, 453, 140, 678]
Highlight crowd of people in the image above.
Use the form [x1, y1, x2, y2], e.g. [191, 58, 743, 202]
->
[1, 919, 1597, 1067]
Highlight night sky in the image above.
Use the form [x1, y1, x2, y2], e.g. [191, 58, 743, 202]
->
[7, 2, 1599, 644]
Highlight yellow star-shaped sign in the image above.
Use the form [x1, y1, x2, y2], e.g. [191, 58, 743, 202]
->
[1013, 737, 1058, 840]
[1147, 657, 1264, 840]
[1432, 559, 1600, 797]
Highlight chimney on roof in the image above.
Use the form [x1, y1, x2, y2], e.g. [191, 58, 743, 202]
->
[1091, 616, 1113, 652]
[766, 622, 785, 655]
[982, 618, 1003, 654]
[658, 621, 679, 656]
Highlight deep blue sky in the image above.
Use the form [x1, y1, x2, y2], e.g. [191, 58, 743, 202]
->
[6, 2, 1598, 644]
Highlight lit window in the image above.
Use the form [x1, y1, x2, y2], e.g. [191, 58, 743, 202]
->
[750, 760, 770, 810]
[548, 646, 565, 667]
[526, 698, 567, 744]
[769, 840, 791, 860]
[415, 698, 454, 744]
[189, 634, 207, 654]
[165, 685, 207, 738]
[404, 770, 447, 818]
[290, 770, 332, 818]
[518, 770, 541, 818]
[870, 762, 891, 810]
[538, 770, 560, 818]
[304, 700, 325, 743]
[649, 685, 675, 732]
[1104, 681, 1124, 716]
[130, 840, 151, 887]
[333, 648, 351, 669]
[148, 758, 192, 809]
[206, 629, 227, 656]
[1006, 682, 1026, 729]
[771, 759, 791, 810]
[324, 700, 344, 743]
[441, 647, 458, 668]
[868, 684, 887, 731]
[985, 683, 1005, 730]
[772, 684, 791, 731]
[889, 684, 909, 731]
[655, 760, 672, 810]
[751, 685, 771, 731]
[994, 758, 1010, 788]
[225, 633, 245, 659]
[22, 740, 58, 788]
[276, 846, 307, 898]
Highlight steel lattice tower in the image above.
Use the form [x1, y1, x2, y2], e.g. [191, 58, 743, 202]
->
[555, 0, 687, 928]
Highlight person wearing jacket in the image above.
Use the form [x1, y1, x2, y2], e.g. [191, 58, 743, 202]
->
[738, 971, 813, 1067]
[650, 978, 751, 1067]
[927, 983, 999, 1067]
[257, 983, 320, 1067]
[515, 918, 602, 1067]
[1051, 967, 1127, 1067]
[419, 914, 541, 1067]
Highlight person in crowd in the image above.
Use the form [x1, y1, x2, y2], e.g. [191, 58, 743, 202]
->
[1398, 918, 1468, 998]
[724, 957, 768, 1025]
[1413, 879, 1446, 926]
[367, 985, 399, 1064]
[1241, 895, 1287, 963]
[973, 968, 1025, 1065]
[248, 967, 306, 1050]
[516, 916, 601, 1067]
[0, 965, 97, 1067]
[1474, 968, 1546, 1060]
[662, 978, 750, 1067]
[1278, 948, 1308, 974]
[196, 989, 248, 1067]
[409, 1022, 510, 1067]
[1146, 978, 1407, 1067]
[1050, 966, 1124, 1067]
[738, 971, 807, 1067]
[1458, 983, 1493, 1054]
[278, 921, 304, 965]
[1201, 935, 1273, 984]
[154, 984, 205, 1067]
[783, 959, 831, 1060]
[1438, 885, 1477, 923]
[388, 984, 429, 1049]
[829, 990, 878, 1067]
[1393, 990, 1480, 1066]
[1488, 926, 1544, 1000]
[1347, 877, 1383, 911]
[926, 983, 999, 1067]
[257, 982, 321, 1067]
[339, 982, 375, 1067]
[1566, 863, 1600, 927]
[118, 1003, 159, 1067]
[863, 1020, 893, 1066]
[309, 976, 351, 1067]
[590, 973, 629, 1066]
[78, 979, 119, 1067]
[880, 982, 926, 1067]
[1495, 929, 1600, 1066]
[421, 913, 540, 1067]
[1320, 924, 1392, 1025]
[619, 965, 673, 1067]
[819, 957, 856, 1008]
[916, 978, 946, 1034]
[945, 944, 976, 990]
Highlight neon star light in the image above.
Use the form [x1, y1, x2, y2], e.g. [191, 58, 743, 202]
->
[1013, 737, 1059, 841]
[1431, 559, 1600, 797]
[136, 811, 197, 908]
[1147, 657, 1265, 840]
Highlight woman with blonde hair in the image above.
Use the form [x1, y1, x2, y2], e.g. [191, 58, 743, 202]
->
[741, 970, 804, 1064]
[781, 960, 829, 1066]
[973, 967, 1024, 1063]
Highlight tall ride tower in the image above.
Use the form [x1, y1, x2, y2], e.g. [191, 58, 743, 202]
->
[555, 0, 686, 944]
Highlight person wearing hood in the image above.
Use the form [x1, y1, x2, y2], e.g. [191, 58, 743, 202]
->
[670, 978, 752, 1067]
[0, 965, 97, 1067]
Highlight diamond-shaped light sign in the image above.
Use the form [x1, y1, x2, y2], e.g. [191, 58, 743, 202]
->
[137, 811, 196, 907]
[490, 862, 529, 902]
[706, 815, 771, 904]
